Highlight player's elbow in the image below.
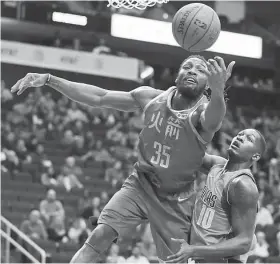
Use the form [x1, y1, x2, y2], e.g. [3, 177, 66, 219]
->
[239, 237, 252, 255]
[202, 120, 222, 133]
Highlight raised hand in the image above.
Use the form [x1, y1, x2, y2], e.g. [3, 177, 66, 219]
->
[11, 73, 49, 95]
[166, 238, 193, 263]
[203, 56, 235, 93]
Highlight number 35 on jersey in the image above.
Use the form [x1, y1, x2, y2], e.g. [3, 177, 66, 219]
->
[150, 141, 171, 168]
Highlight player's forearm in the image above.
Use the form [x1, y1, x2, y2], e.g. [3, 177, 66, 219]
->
[191, 236, 251, 259]
[47, 75, 106, 107]
[203, 90, 226, 131]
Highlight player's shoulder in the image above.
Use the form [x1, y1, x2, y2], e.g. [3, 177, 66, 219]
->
[229, 174, 259, 205]
[190, 102, 208, 123]
[130, 86, 164, 110]
[130, 86, 163, 98]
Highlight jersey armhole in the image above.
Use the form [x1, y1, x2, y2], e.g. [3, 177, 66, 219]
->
[142, 91, 165, 118]
[188, 110, 208, 145]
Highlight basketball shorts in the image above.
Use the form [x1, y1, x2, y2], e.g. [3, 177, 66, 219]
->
[88, 171, 196, 261]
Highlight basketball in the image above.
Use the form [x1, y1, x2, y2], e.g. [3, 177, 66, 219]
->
[172, 3, 221, 52]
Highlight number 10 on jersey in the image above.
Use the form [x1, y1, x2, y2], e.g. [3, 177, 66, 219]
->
[150, 141, 171, 168]
[197, 204, 215, 229]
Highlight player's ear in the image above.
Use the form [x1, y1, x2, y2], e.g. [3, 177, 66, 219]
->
[252, 153, 261, 162]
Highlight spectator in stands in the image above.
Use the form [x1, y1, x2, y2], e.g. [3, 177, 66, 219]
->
[77, 189, 93, 215]
[41, 165, 58, 187]
[106, 244, 126, 263]
[2, 131, 16, 151]
[69, 136, 92, 165]
[20, 210, 47, 240]
[127, 244, 150, 263]
[1, 79, 13, 103]
[106, 122, 124, 144]
[56, 96, 69, 116]
[47, 214, 68, 243]
[25, 135, 39, 153]
[100, 191, 109, 210]
[68, 217, 89, 245]
[92, 140, 113, 166]
[15, 139, 30, 165]
[72, 120, 85, 137]
[61, 130, 75, 150]
[6, 107, 28, 126]
[39, 189, 65, 240]
[104, 160, 124, 187]
[63, 156, 83, 177]
[128, 109, 144, 131]
[85, 131, 95, 150]
[110, 138, 134, 161]
[254, 231, 270, 259]
[66, 102, 88, 123]
[257, 173, 274, 207]
[269, 158, 280, 199]
[81, 196, 101, 222]
[1, 148, 19, 175]
[57, 165, 84, 192]
[38, 92, 55, 114]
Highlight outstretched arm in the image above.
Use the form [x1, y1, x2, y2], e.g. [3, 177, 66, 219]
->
[11, 73, 162, 112]
[167, 175, 258, 263]
[199, 57, 235, 142]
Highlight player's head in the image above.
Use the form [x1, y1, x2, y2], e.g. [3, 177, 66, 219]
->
[228, 129, 266, 164]
[175, 55, 208, 99]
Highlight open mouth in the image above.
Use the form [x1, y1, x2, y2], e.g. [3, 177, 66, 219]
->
[184, 77, 197, 85]
[231, 141, 240, 149]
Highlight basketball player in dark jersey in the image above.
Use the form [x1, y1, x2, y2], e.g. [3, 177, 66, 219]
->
[167, 128, 266, 263]
[11, 55, 235, 262]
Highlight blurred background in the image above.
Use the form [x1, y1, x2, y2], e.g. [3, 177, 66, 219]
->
[1, 1, 280, 263]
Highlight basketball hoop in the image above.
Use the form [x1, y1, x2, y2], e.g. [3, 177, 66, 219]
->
[107, 0, 169, 10]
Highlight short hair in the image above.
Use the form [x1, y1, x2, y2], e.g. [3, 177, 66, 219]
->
[179, 55, 208, 71]
[253, 129, 267, 157]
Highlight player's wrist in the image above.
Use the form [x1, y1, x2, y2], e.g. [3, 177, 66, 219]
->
[45, 73, 51, 86]
[210, 87, 225, 98]
[189, 245, 199, 258]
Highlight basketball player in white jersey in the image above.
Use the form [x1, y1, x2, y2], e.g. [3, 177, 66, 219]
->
[167, 128, 266, 263]
[11, 55, 235, 262]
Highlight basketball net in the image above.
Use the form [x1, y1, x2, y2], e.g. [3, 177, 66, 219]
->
[107, 0, 169, 10]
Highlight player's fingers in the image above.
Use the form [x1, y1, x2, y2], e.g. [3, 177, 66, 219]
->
[206, 62, 214, 74]
[214, 56, 226, 71]
[226, 61, 236, 79]
[11, 78, 23, 93]
[207, 60, 216, 74]
[17, 86, 28, 95]
[209, 59, 221, 73]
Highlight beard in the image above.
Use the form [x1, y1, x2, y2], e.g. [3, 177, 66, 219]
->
[177, 83, 206, 100]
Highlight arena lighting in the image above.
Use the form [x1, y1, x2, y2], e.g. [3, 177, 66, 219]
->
[52, 12, 87, 26]
[111, 14, 262, 59]
[140, 65, 155, 80]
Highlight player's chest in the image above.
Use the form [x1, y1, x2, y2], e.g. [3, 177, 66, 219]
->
[143, 106, 190, 142]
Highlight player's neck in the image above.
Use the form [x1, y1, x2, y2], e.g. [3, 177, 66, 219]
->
[223, 159, 250, 172]
[172, 90, 202, 110]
